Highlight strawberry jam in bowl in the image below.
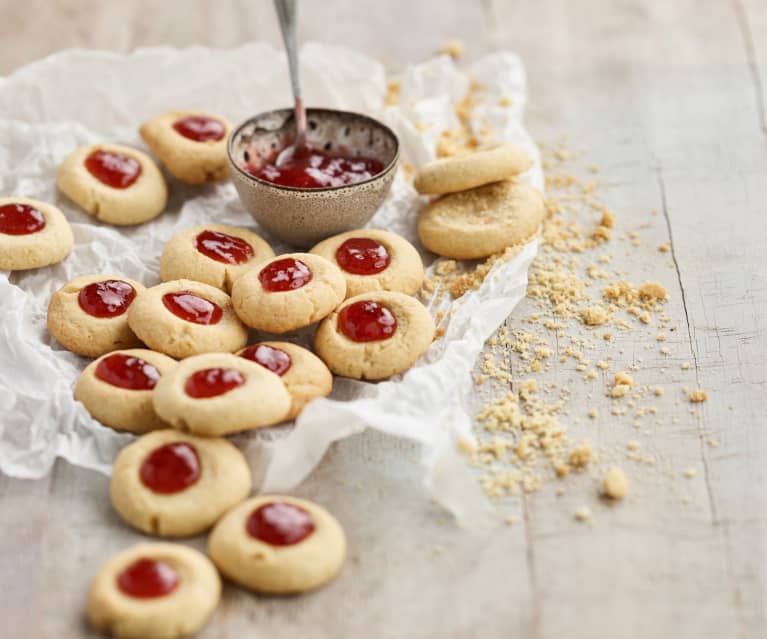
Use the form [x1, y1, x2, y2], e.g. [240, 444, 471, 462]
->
[228, 108, 399, 248]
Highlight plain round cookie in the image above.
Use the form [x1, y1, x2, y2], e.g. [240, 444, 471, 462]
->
[75, 349, 176, 434]
[56, 143, 167, 225]
[231, 253, 346, 333]
[86, 542, 220, 639]
[160, 224, 274, 292]
[238, 341, 333, 420]
[208, 495, 346, 594]
[417, 180, 545, 259]
[48, 274, 145, 357]
[128, 280, 248, 359]
[413, 142, 532, 195]
[0, 197, 73, 270]
[152, 352, 291, 436]
[309, 228, 424, 298]
[111, 429, 251, 537]
[140, 111, 232, 185]
[315, 290, 435, 380]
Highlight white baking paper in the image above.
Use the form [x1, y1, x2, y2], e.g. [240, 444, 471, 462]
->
[0, 43, 541, 521]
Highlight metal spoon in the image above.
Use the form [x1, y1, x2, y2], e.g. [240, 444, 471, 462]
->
[273, 0, 306, 166]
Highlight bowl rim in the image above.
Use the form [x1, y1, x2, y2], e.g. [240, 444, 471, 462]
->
[227, 107, 400, 193]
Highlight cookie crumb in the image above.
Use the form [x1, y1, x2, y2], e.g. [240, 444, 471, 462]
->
[638, 280, 667, 300]
[588, 408, 598, 419]
[690, 389, 708, 403]
[658, 243, 670, 253]
[457, 437, 476, 454]
[438, 39, 465, 59]
[654, 386, 664, 397]
[602, 467, 629, 500]
[681, 362, 691, 370]
[574, 507, 592, 522]
[504, 515, 516, 526]
[569, 441, 593, 469]
[580, 304, 610, 326]
[683, 467, 697, 478]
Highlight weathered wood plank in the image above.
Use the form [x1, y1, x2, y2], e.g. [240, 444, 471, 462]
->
[1, 1, 766, 638]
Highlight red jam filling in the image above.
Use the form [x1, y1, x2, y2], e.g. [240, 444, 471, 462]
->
[195, 229, 254, 265]
[162, 291, 222, 325]
[139, 442, 201, 494]
[184, 367, 245, 399]
[117, 558, 179, 599]
[338, 300, 397, 342]
[258, 258, 312, 292]
[335, 237, 391, 275]
[95, 354, 160, 391]
[239, 344, 292, 376]
[172, 116, 226, 142]
[248, 145, 384, 189]
[84, 149, 141, 189]
[246, 502, 315, 546]
[78, 280, 136, 318]
[0, 203, 46, 235]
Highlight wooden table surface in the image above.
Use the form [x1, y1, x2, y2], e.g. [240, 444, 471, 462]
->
[2, 1, 766, 638]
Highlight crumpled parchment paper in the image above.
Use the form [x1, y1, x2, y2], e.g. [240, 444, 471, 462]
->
[0, 42, 542, 521]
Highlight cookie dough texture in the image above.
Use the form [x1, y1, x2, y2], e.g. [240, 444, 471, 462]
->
[111, 429, 251, 537]
[413, 142, 532, 195]
[0, 197, 73, 270]
[86, 542, 220, 639]
[152, 352, 291, 435]
[231, 253, 346, 333]
[75, 349, 176, 434]
[140, 111, 232, 185]
[418, 180, 545, 259]
[127, 280, 248, 359]
[47, 274, 145, 357]
[208, 495, 346, 594]
[238, 341, 333, 420]
[160, 224, 274, 292]
[57, 143, 167, 225]
[309, 228, 424, 298]
[315, 291, 435, 380]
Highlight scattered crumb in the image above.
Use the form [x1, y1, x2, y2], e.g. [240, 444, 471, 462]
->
[681, 362, 691, 370]
[580, 304, 610, 326]
[575, 507, 592, 522]
[627, 440, 641, 451]
[602, 467, 629, 500]
[457, 437, 476, 454]
[654, 386, 664, 397]
[639, 281, 667, 300]
[588, 408, 598, 419]
[690, 389, 708, 403]
[569, 441, 593, 469]
[683, 468, 697, 479]
[658, 243, 670, 253]
[438, 39, 465, 59]
[614, 371, 634, 386]
[504, 515, 516, 526]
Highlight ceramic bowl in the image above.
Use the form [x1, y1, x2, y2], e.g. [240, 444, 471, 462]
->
[228, 108, 399, 248]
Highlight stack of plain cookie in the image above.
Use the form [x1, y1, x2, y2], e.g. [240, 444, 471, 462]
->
[414, 142, 545, 259]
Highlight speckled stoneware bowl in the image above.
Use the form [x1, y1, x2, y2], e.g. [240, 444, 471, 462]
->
[228, 108, 399, 247]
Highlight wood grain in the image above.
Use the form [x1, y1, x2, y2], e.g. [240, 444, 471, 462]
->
[1, 1, 765, 637]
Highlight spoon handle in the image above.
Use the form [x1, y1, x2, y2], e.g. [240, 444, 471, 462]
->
[273, 0, 306, 149]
